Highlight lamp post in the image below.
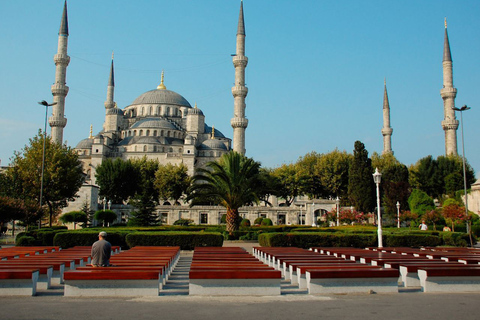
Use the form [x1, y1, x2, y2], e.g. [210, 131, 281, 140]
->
[396, 201, 401, 229]
[108, 200, 112, 210]
[335, 196, 340, 227]
[373, 168, 383, 248]
[312, 202, 316, 227]
[103, 197, 106, 211]
[37, 100, 57, 229]
[452, 105, 471, 236]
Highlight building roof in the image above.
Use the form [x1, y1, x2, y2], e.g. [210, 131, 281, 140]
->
[130, 117, 179, 130]
[199, 139, 228, 151]
[131, 89, 192, 107]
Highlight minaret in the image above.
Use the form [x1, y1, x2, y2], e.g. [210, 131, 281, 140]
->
[104, 52, 118, 132]
[230, 0, 248, 155]
[381, 79, 393, 155]
[50, 0, 70, 144]
[440, 18, 458, 155]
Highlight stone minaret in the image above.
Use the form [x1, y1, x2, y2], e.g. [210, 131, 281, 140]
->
[381, 79, 393, 155]
[440, 18, 458, 155]
[50, 0, 70, 144]
[104, 52, 119, 133]
[230, 0, 248, 155]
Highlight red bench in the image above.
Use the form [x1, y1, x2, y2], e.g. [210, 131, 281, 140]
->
[0, 269, 40, 296]
[418, 266, 480, 292]
[306, 268, 399, 294]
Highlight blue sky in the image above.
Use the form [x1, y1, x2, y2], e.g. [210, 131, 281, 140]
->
[1, 0, 479, 178]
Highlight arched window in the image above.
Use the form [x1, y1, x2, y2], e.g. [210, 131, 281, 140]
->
[133, 130, 137, 136]
[166, 107, 170, 116]
[156, 106, 160, 115]
[143, 145, 147, 152]
[146, 130, 150, 136]
[141, 107, 144, 116]
[148, 106, 152, 115]
[153, 130, 157, 136]
[139, 130, 143, 136]
[167, 131, 170, 137]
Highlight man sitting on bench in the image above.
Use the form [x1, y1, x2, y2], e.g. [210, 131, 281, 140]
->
[91, 231, 111, 267]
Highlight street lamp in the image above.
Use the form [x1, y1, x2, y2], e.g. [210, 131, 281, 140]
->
[37, 100, 57, 229]
[452, 105, 471, 235]
[335, 196, 340, 227]
[396, 201, 401, 229]
[108, 200, 112, 210]
[373, 168, 383, 248]
[312, 202, 316, 227]
[103, 197, 107, 211]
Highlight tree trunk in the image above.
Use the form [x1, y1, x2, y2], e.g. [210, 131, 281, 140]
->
[226, 207, 239, 235]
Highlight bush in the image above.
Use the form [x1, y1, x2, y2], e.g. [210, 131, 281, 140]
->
[440, 231, 470, 247]
[240, 219, 251, 227]
[94, 210, 118, 226]
[384, 234, 442, 247]
[173, 219, 194, 226]
[125, 232, 223, 250]
[53, 231, 128, 249]
[261, 218, 273, 226]
[254, 217, 263, 225]
[408, 189, 435, 215]
[37, 230, 67, 246]
[16, 236, 38, 246]
[258, 232, 377, 248]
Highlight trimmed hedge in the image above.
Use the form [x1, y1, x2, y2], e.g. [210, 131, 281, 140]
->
[53, 231, 128, 249]
[16, 236, 37, 246]
[259, 231, 468, 248]
[125, 232, 223, 250]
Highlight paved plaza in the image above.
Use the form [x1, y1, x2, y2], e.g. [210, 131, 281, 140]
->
[0, 292, 478, 320]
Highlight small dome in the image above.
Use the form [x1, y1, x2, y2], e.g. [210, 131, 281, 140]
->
[131, 89, 192, 107]
[205, 125, 225, 138]
[131, 118, 179, 130]
[76, 138, 93, 149]
[199, 139, 228, 151]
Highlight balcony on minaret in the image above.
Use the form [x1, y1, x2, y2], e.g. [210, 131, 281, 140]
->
[49, 116, 67, 128]
[442, 119, 459, 130]
[381, 127, 393, 136]
[51, 83, 69, 96]
[440, 87, 457, 98]
[54, 53, 70, 66]
[232, 55, 248, 68]
[231, 86, 248, 97]
[230, 117, 248, 129]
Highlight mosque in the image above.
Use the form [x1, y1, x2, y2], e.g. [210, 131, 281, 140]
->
[52, 2, 477, 226]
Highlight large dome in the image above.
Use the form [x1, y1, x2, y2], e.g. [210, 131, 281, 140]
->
[131, 89, 192, 107]
[131, 118, 179, 130]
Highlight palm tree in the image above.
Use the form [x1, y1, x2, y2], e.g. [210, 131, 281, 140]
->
[187, 152, 260, 234]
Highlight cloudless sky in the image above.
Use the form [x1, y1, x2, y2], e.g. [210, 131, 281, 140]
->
[0, 0, 479, 178]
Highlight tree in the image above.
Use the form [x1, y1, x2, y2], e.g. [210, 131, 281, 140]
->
[187, 152, 260, 234]
[408, 189, 435, 215]
[271, 163, 306, 206]
[409, 155, 475, 200]
[442, 204, 467, 232]
[94, 210, 117, 227]
[255, 168, 281, 207]
[348, 141, 375, 213]
[95, 158, 139, 204]
[128, 157, 160, 226]
[317, 149, 352, 200]
[154, 163, 190, 204]
[9, 131, 84, 227]
[0, 196, 24, 234]
[296, 152, 325, 199]
[422, 209, 444, 231]
[59, 211, 88, 229]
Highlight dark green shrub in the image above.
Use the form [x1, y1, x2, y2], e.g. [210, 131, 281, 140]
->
[53, 231, 128, 249]
[221, 214, 227, 224]
[37, 230, 67, 246]
[173, 219, 194, 226]
[240, 219, 251, 227]
[254, 217, 263, 225]
[261, 218, 273, 226]
[16, 236, 38, 246]
[125, 232, 223, 250]
[239, 232, 258, 241]
[94, 210, 118, 226]
[440, 232, 470, 247]
[384, 234, 441, 247]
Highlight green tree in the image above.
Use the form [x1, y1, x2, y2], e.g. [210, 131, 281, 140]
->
[9, 131, 84, 227]
[0, 196, 24, 233]
[94, 209, 117, 227]
[296, 152, 325, 199]
[408, 189, 435, 215]
[59, 211, 88, 229]
[95, 158, 139, 204]
[255, 168, 280, 207]
[317, 149, 352, 200]
[128, 157, 160, 226]
[348, 141, 375, 213]
[187, 152, 260, 234]
[154, 163, 191, 204]
[271, 163, 306, 206]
